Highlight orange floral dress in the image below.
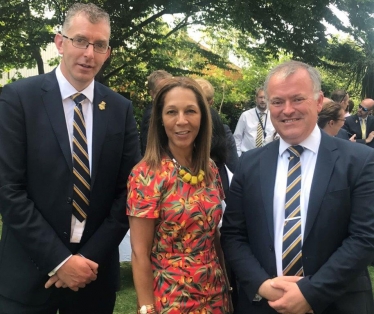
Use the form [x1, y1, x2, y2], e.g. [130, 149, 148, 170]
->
[127, 157, 230, 314]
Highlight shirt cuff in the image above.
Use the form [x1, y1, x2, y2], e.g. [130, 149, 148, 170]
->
[48, 255, 72, 276]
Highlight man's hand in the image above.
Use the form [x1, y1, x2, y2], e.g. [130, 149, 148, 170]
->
[45, 255, 98, 291]
[258, 276, 302, 301]
[366, 131, 374, 144]
[268, 280, 312, 314]
[349, 134, 356, 142]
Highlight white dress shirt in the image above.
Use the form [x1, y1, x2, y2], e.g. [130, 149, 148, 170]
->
[273, 125, 321, 276]
[233, 107, 275, 156]
[56, 65, 94, 243]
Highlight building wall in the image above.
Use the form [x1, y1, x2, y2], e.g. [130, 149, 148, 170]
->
[0, 43, 59, 86]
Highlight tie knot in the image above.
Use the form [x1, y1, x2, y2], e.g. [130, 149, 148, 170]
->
[287, 145, 304, 158]
[71, 93, 87, 105]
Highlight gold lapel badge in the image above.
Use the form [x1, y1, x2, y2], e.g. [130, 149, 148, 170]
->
[98, 101, 106, 110]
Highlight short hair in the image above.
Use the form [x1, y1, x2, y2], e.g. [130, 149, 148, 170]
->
[347, 99, 354, 113]
[144, 77, 213, 182]
[195, 78, 215, 104]
[62, 3, 110, 36]
[147, 70, 172, 93]
[255, 86, 264, 97]
[331, 89, 347, 104]
[317, 101, 343, 129]
[264, 60, 321, 101]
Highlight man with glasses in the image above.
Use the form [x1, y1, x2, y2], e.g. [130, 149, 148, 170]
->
[343, 98, 374, 148]
[0, 3, 140, 313]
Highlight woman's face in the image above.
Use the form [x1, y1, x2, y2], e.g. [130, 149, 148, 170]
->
[162, 87, 201, 157]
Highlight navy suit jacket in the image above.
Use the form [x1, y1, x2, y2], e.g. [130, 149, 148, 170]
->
[221, 131, 374, 314]
[343, 114, 374, 147]
[0, 71, 141, 305]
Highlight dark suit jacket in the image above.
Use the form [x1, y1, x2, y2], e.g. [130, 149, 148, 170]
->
[336, 128, 349, 140]
[221, 131, 374, 314]
[343, 114, 374, 147]
[0, 71, 141, 305]
[223, 124, 238, 173]
[140, 101, 152, 156]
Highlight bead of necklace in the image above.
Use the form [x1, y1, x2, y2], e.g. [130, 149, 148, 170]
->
[172, 158, 205, 185]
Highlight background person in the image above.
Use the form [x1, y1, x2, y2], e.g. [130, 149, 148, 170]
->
[318, 101, 348, 137]
[140, 70, 173, 156]
[127, 77, 231, 313]
[0, 3, 140, 313]
[233, 87, 275, 156]
[343, 98, 374, 147]
[195, 78, 238, 173]
[221, 60, 374, 314]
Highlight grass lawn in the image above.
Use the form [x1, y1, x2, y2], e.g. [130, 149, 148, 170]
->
[0, 218, 374, 312]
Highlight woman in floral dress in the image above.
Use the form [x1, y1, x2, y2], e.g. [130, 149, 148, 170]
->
[127, 77, 231, 314]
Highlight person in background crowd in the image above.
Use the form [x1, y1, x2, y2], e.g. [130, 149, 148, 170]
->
[140, 70, 173, 155]
[195, 78, 238, 173]
[343, 98, 374, 147]
[127, 77, 232, 314]
[234, 87, 275, 156]
[221, 60, 374, 314]
[331, 89, 349, 113]
[0, 3, 140, 313]
[346, 99, 354, 117]
[318, 101, 353, 140]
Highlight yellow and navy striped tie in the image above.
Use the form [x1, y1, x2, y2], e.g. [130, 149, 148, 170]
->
[255, 113, 264, 148]
[71, 93, 90, 222]
[282, 145, 304, 276]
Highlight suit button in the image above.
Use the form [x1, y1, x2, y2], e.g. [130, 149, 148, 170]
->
[63, 232, 68, 239]
[269, 245, 274, 252]
[67, 197, 72, 204]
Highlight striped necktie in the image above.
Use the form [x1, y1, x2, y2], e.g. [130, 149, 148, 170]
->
[71, 93, 90, 222]
[282, 145, 304, 276]
[255, 112, 264, 148]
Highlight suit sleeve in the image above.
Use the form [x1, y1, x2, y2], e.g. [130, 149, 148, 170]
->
[298, 149, 374, 313]
[78, 99, 141, 263]
[224, 124, 238, 173]
[220, 156, 271, 300]
[0, 84, 71, 273]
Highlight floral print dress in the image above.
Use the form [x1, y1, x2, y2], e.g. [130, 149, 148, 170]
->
[127, 157, 230, 314]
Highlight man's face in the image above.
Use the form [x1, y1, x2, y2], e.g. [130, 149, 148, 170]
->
[55, 14, 111, 91]
[268, 68, 323, 145]
[357, 103, 370, 119]
[256, 90, 267, 111]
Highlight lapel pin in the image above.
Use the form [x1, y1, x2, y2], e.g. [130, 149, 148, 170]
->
[98, 101, 106, 110]
[355, 120, 358, 123]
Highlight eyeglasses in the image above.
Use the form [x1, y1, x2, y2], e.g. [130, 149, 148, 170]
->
[359, 104, 369, 112]
[61, 33, 110, 54]
[336, 118, 346, 122]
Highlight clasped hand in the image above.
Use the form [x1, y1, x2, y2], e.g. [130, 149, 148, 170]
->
[259, 276, 313, 314]
[45, 255, 98, 292]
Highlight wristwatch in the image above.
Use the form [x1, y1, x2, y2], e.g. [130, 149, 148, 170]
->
[138, 304, 155, 314]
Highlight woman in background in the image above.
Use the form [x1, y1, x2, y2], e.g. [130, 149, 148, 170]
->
[127, 77, 231, 314]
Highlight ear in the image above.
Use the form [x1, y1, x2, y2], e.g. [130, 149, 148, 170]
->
[54, 33, 64, 55]
[316, 91, 324, 113]
[104, 46, 111, 62]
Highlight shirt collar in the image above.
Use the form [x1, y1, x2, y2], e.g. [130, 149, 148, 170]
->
[279, 124, 321, 157]
[56, 65, 94, 103]
[255, 107, 268, 115]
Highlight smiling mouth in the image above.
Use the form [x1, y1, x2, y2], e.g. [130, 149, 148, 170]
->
[79, 64, 93, 68]
[283, 118, 300, 123]
[176, 131, 189, 135]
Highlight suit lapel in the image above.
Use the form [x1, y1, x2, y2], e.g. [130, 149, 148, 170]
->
[91, 85, 109, 187]
[304, 132, 338, 241]
[42, 72, 72, 170]
[260, 141, 280, 242]
[351, 114, 362, 137]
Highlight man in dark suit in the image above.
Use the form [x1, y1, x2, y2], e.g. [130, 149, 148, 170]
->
[0, 3, 140, 314]
[221, 61, 374, 314]
[343, 98, 374, 147]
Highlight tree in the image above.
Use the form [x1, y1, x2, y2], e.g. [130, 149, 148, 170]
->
[0, 0, 334, 83]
